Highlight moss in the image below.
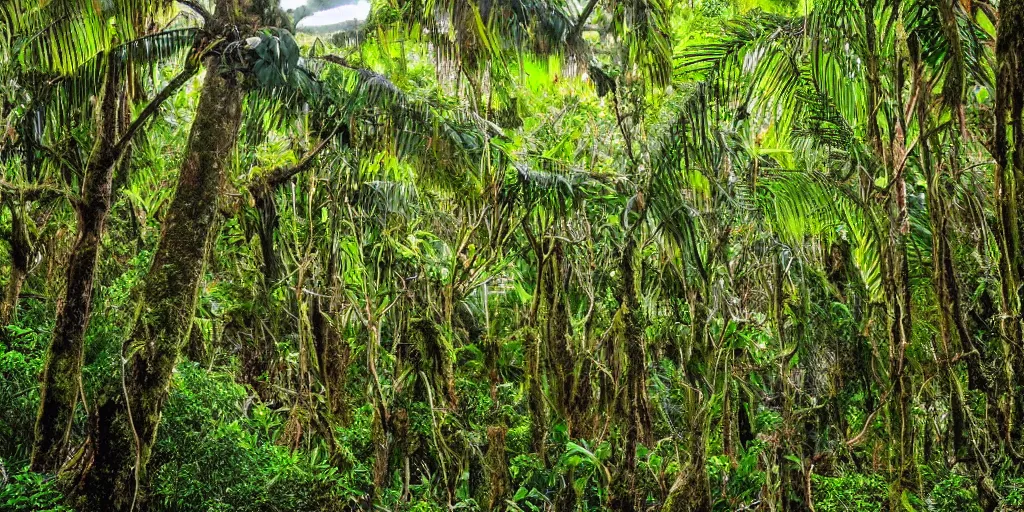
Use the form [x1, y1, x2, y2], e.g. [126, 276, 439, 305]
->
[32, 50, 124, 473]
[71, 11, 253, 507]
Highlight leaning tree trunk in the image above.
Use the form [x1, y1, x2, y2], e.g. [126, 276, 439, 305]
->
[33, 49, 197, 472]
[70, 3, 256, 508]
[995, 0, 1024, 446]
[31, 51, 122, 472]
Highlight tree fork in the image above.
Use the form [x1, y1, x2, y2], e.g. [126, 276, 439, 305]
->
[32, 51, 123, 472]
[67, 2, 256, 507]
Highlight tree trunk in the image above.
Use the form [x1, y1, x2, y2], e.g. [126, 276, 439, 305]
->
[995, 0, 1024, 447]
[33, 47, 198, 473]
[69, 3, 255, 507]
[32, 52, 122, 472]
[610, 237, 653, 512]
[0, 205, 31, 332]
[860, 0, 919, 499]
[543, 243, 577, 433]
[662, 286, 712, 512]
[882, 223, 916, 504]
[483, 425, 509, 510]
[524, 238, 548, 460]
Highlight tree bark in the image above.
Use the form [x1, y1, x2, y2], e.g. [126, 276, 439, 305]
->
[662, 288, 712, 512]
[32, 51, 123, 472]
[68, 3, 256, 507]
[32, 51, 198, 473]
[995, 0, 1024, 447]
[0, 204, 31, 332]
[910, 31, 1000, 506]
[609, 237, 654, 512]
[860, 0, 918, 499]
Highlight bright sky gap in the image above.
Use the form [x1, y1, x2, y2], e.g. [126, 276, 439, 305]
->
[280, 0, 372, 27]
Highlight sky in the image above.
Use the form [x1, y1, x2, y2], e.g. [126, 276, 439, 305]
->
[280, 0, 372, 27]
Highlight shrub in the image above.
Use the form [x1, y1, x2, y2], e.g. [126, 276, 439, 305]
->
[812, 473, 887, 512]
[0, 468, 71, 512]
[148, 363, 356, 512]
[928, 472, 980, 512]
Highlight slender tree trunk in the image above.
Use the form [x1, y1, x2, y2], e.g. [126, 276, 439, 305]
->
[32, 52, 122, 472]
[0, 205, 31, 332]
[312, 293, 350, 424]
[610, 237, 653, 512]
[881, 210, 917, 505]
[33, 49, 198, 473]
[910, 33, 1000, 507]
[69, 3, 256, 507]
[860, 0, 918, 499]
[0, 258, 26, 331]
[543, 243, 576, 432]
[523, 230, 549, 460]
[995, 0, 1024, 447]
[662, 287, 711, 512]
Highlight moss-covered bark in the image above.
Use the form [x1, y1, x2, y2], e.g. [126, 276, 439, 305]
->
[525, 242, 548, 460]
[33, 45, 198, 473]
[32, 52, 122, 472]
[0, 205, 31, 332]
[662, 427, 710, 512]
[662, 289, 712, 512]
[610, 238, 653, 512]
[68, 3, 257, 508]
[995, 0, 1024, 446]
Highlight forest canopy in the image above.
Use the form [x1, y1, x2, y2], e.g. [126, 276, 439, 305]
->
[1, 0, 1024, 511]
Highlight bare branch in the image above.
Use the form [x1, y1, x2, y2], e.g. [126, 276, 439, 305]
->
[255, 124, 345, 191]
[112, 62, 200, 157]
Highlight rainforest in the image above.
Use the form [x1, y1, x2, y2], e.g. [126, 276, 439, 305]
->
[1, 0, 1023, 510]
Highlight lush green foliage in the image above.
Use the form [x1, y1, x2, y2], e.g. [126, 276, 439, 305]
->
[2, 0, 1024, 510]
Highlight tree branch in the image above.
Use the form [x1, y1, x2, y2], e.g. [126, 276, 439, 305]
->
[258, 124, 345, 191]
[112, 62, 200, 157]
[176, 0, 213, 24]
[571, 0, 601, 41]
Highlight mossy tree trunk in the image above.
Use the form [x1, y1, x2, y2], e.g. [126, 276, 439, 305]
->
[909, 31, 1001, 507]
[31, 51, 123, 473]
[662, 286, 712, 512]
[881, 198, 917, 505]
[0, 203, 31, 332]
[32, 50, 198, 473]
[522, 225, 550, 460]
[610, 237, 654, 512]
[859, 0, 920, 501]
[68, 3, 257, 508]
[995, 0, 1024, 447]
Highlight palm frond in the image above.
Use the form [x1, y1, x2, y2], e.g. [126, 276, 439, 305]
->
[1, 0, 176, 75]
[611, 0, 673, 87]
